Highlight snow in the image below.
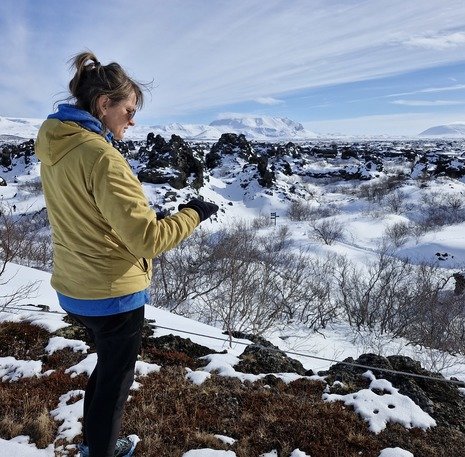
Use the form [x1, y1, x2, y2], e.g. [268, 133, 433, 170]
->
[289, 450, 311, 457]
[323, 371, 436, 434]
[50, 390, 85, 441]
[0, 437, 54, 457]
[214, 435, 236, 446]
[0, 357, 42, 382]
[45, 336, 89, 355]
[182, 450, 236, 457]
[378, 448, 414, 457]
[65, 353, 96, 378]
[419, 123, 465, 137]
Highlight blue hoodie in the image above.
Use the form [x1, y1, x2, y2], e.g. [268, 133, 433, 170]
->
[48, 104, 114, 142]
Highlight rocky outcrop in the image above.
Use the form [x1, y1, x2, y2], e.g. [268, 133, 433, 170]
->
[205, 133, 254, 169]
[235, 343, 309, 375]
[1, 139, 34, 168]
[320, 353, 465, 432]
[205, 133, 276, 188]
[226, 332, 310, 376]
[138, 134, 204, 190]
[4, 133, 465, 200]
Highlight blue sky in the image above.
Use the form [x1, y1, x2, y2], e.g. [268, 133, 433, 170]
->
[1, 0, 465, 136]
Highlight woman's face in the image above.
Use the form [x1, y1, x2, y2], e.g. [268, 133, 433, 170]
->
[99, 92, 137, 140]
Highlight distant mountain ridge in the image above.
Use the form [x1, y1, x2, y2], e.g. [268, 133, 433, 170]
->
[0, 116, 44, 139]
[133, 115, 317, 141]
[419, 123, 465, 137]
[0, 115, 317, 142]
[6, 114, 465, 140]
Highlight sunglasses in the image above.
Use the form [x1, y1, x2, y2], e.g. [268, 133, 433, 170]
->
[126, 108, 136, 120]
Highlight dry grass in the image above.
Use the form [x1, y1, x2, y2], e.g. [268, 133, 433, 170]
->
[0, 321, 50, 359]
[0, 371, 87, 448]
[121, 366, 383, 457]
[2, 321, 465, 456]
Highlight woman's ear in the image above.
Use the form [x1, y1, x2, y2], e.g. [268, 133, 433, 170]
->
[96, 95, 110, 117]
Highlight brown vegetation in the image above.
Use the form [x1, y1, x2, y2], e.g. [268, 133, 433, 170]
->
[2, 321, 465, 456]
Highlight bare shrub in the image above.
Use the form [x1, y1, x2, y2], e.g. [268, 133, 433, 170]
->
[333, 252, 416, 336]
[357, 175, 405, 203]
[151, 223, 338, 335]
[271, 252, 337, 329]
[0, 205, 52, 272]
[383, 190, 406, 214]
[151, 229, 219, 314]
[333, 250, 465, 354]
[383, 221, 412, 248]
[0, 204, 50, 310]
[16, 179, 43, 196]
[287, 200, 313, 221]
[251, 212, 272, 229]
[419, 191, 465, 230]
[310, 218, 345, 245]
[262, 224, 292, 252]
[404, 268, 465, 354]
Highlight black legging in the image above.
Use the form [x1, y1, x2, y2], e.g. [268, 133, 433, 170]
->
[69, 306, 144, 457]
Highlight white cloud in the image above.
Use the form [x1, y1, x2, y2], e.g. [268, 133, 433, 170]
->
[391, 99, 465, 106]
[403, 32, 465, 50]
[387, 84, 465, 98]
[255, 97, 284, 105]
[2, 0, 465, 121]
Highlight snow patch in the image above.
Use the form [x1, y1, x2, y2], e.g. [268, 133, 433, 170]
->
[323, 370, 436, 433]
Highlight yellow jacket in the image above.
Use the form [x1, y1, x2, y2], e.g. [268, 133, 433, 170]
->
[35, 119, 199, 299]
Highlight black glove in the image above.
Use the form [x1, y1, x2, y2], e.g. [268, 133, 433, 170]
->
[156, 209, 168, 220]
[178, 198, 219, 222]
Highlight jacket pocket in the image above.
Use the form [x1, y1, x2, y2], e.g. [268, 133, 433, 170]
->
[141, 257, 149, 272]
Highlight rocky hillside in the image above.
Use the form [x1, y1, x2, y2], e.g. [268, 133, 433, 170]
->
[2, 132, 465, 209]
[116, 133, 465, 205]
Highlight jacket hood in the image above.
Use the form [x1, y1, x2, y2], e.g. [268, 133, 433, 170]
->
[35, 119, 104, 166]
[35, 104, 112, 166]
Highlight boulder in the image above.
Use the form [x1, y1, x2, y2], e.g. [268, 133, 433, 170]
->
[235, 343, 309, 376]
[320, 353, 465, 432]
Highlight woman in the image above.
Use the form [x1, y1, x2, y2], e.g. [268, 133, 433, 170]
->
[35, 51, 218, 457]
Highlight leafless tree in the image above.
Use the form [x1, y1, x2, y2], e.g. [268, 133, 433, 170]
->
[0, 204, 41, 311]
[310, 218, 345, 245]
[151, 222, 339, 336]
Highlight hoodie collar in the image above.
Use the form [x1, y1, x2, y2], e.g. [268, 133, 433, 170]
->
[48, 104, 113, 142]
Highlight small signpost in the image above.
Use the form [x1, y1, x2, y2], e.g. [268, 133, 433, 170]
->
[270, 212, 279, 226]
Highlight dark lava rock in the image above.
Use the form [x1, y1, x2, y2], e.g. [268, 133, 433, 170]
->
[235, 343, 308, 376]
[321, 353, 465, 432]
[147, 334, 215, 359]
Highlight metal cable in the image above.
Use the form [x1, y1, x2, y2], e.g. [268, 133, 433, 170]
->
[3, 304, 465, 387]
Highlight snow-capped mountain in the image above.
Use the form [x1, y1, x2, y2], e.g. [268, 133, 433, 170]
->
[209, 116, 314, 139]
[130, 115, 317, 141]
[0, 116, 43, 141]
[128, 122, 227, 141]
[419, 123, 465, 137]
